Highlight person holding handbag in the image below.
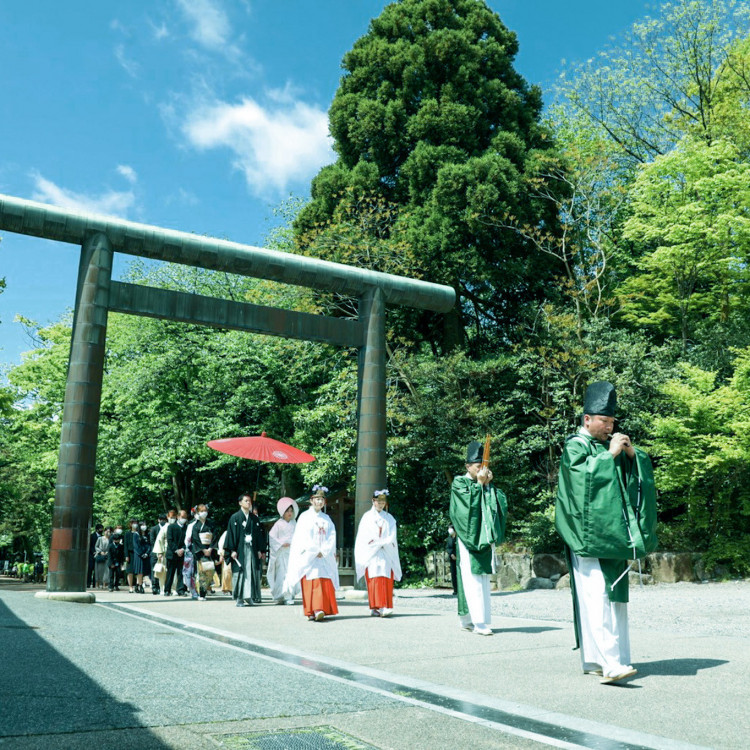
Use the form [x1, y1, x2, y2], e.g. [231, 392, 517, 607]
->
[191, 504, 217, 601]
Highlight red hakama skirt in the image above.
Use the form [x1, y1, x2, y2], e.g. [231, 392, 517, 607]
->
[300, 576, 338, 617]
[365, 570, 394, 610]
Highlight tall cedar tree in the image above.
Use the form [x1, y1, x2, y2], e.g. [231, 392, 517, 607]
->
[294, 0, 563, 351]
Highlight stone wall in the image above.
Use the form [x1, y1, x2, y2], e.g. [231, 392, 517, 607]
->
[426, 549, 717, 590]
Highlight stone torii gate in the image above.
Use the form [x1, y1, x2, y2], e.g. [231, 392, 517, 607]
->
[0, 193, 454, 601]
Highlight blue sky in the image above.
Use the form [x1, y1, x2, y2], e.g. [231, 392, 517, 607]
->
[0, 0, 653, 371]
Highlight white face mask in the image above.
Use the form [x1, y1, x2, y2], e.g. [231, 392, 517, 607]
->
[140, 524, 147, 531]
[131, 524, 138, 530]
[115, 528, 123, 535]
[168, 518, 176, 524]
[198, 512, 208, 520]
[177, 518, 186, 526]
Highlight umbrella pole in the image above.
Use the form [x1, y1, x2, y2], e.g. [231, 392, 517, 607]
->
[252, 462, 262, 504]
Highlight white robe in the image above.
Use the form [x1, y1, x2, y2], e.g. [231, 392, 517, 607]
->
[456, 472, 494, 629]
[571, 553, 632, 677]
[283, 509, 339, 593]
[354, 507, 402, 583]
[457, 537, 492, 628]
[267, 518, 299, 600]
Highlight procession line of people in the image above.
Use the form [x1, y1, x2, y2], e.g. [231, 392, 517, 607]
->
[84, 378, 656, 687]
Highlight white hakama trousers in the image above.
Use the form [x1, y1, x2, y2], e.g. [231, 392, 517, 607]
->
[571, 553, 631, 677]
[457, 538, 492, 628]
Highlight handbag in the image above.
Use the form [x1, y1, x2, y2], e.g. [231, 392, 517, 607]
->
[199, 559, 215, 573]
[153, 561, 164, 574]
[95, 553, 107, 563]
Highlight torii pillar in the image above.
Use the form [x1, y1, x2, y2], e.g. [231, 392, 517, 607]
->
[41, 233, 112, 601]
[355, 288, 387, 521]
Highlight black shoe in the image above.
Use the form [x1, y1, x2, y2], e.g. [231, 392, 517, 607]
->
[108, 588, 114, 592]
[164, 591, 172, 596]
[235, 599, 247, 607]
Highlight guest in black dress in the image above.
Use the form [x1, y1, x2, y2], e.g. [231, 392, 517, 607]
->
[108, 533, 125, 591]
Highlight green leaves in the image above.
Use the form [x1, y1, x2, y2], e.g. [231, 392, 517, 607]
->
[298, 0, 561, 349]
[618, 137, 750, 343]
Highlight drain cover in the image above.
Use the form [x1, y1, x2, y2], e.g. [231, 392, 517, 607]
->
[215, 725, 378, 749]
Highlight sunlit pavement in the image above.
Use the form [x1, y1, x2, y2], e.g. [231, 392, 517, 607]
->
[1, 575, 748, 749]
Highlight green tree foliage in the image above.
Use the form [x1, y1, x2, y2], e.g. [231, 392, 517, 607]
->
[558, 0, 750, 164]
[6, 1, 750, 578]
[295, 0, 563, 349]
[0, 319, 70, 554]
[649, 357, 750, 574]
[95, 263, 342, 524]
[618, 137, 750, 346]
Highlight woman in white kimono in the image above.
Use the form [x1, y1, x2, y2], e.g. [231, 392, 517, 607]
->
[283, 485, 339, 621]
[354, 489, 402, 617]
[267, 497, 300, 605]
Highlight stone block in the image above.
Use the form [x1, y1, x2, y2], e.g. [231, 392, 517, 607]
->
[495, 552, 533, 590]
[556, 573, 571, 589]
[532, 553, 568, 579]
[648, 552, 700, 583]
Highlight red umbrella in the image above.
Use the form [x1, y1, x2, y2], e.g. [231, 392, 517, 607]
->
[207, 432, 315, 463]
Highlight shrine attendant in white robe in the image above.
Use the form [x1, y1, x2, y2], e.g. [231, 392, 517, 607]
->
[354, 489, 402, 617]
[267, 496, 300, 605]
[283, 485, 339, 621]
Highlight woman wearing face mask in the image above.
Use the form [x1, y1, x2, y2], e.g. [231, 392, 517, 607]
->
[124, 518, 143, 593]
[151, 511, 175, 594]
[283, 485, 339, 621]
[94, 527, 111, 589]
[108, 531, 125, 591]
[134, 521, 152, 592]
[191, 504, 217, 601]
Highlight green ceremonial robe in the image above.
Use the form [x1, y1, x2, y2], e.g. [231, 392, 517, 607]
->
[450, 475, 508, 616]
[555, 429, 658, 603]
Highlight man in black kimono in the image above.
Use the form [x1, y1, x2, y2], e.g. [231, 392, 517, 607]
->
[224, 492, 264, 607]
[164, 509, 188, 597]
[446, 525, 458, 595]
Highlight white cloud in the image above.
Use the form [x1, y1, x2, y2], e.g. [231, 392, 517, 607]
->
[30, 173, 135, 218]
[114, 44, 140, 78]
[175, 0, 232, 51]
[150, 20, 170, 41]
[116, 165, 138, 184]
[180, 91, 333, 195]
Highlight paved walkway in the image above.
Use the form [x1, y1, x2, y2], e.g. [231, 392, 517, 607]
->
[1, 576, 748, 749]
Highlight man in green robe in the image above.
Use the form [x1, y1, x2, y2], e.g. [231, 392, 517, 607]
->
[449, 440, 508, 635]
[556, 381, 658, 684]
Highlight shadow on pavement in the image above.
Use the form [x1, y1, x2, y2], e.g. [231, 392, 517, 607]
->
[0, 597, 172, 748]
[637, 658, 729, 677]
[493, 625, 562, 634]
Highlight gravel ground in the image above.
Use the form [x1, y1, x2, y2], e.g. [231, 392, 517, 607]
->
[393, 579, 750, 637]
